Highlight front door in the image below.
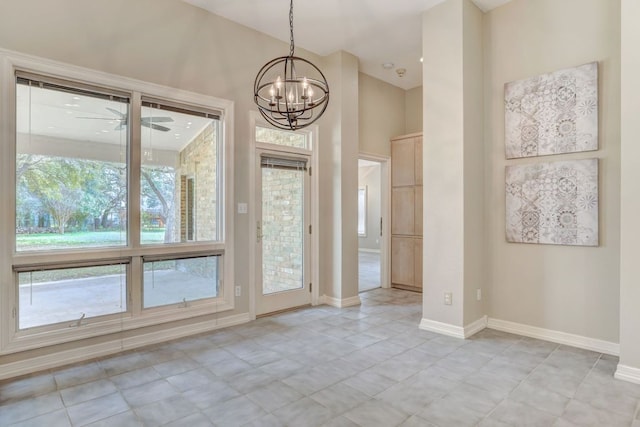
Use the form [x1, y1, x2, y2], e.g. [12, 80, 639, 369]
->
[255, 150, 311, 315]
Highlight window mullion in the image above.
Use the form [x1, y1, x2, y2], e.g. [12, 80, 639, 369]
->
[129, 92, 142, 249]
[129, 92, 142, 316]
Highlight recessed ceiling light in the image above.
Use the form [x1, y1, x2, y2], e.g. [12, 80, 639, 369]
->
[420, 57, 423, 63]
[101, 130, 109, 133]
[382, 62, 394, 69]
[64, 103, 79, 107]
[73, 96, 81, 100]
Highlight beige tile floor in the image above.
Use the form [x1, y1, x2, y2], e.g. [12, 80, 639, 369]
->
[1, 288, 639, 426]
[358, 250, 381, 292]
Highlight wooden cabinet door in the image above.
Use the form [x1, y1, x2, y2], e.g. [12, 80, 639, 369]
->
[414, 136, 423, 186]
[414, 238, 423, 290]
[391, 138, 415, 186]
[414, 186, 423, 236]
[392, 187, 415, 235]
[391, 236, 415, 286]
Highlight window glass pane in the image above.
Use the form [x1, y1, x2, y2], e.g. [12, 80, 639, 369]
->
[143, 256, 220, 308]
[141, 106, 220, 244]
[16, 80, 128, 251]
[256, 126, 309, 150]
[18, 264, 127, 330]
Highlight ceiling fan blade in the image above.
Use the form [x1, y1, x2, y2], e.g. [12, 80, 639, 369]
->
[144, 123, 171, 132]
[106, 107, 127, 119]
[114, 123, 126, 131]
[142, 116, 174, 123]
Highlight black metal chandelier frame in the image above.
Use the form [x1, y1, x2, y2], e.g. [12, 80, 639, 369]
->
[253, 0, 330, 131]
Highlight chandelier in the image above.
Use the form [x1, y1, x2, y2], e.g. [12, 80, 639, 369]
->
[253, 0, 330, 131]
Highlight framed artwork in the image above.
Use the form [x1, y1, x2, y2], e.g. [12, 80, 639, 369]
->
[506, 159, 598, 246]
[505, 62, 598, 159]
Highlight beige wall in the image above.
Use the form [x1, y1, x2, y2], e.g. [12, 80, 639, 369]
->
[422, 0, 486, 328]
[619, 0, 640, 374]
[462, 0, 486, 325]
[484, 0, 621, 342]
[422, 0, 466, 327]
[0, 0, 360, 371]
[319, 51, 360, 300]
[358, 73, 406, 156]
[405, 86, 423, 134]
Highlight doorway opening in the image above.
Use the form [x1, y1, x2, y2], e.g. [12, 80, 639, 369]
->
[358, 158, 387, 292]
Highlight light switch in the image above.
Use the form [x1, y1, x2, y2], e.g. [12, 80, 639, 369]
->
[237, 203, 248, 214]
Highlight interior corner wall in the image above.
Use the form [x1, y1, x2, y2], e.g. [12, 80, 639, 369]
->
[319, 51, 360, 301]
[422, 0, 466, 328]
[462, 0, 486, 325]
[358, 72, 406, 156]
[619, 0, 640, 372]
[484, 0, 621, 343]
[405, 86, 423, 134]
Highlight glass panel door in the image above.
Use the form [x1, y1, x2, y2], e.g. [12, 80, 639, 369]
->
[256, 151, 311, 315]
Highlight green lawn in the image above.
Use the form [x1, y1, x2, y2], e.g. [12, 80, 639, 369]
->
[17, 230, 165, 250]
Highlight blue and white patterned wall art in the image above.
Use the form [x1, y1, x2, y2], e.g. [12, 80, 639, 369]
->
[505, 62, 598, 159]
[505, 159, 598, 246]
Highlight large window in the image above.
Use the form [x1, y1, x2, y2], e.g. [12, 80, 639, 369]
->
[3, 64, 232, 354]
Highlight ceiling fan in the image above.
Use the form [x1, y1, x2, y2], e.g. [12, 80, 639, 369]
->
[78, 107, 174, 132]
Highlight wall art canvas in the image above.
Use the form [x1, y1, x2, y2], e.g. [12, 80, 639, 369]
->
[505, 62, 598, 159]
[506, 159, 598, 246]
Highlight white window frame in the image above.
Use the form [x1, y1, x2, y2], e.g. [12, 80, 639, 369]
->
[0, 49, 235, 354]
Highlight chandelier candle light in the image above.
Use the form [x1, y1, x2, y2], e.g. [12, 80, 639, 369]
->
[254, 0, 330, 130]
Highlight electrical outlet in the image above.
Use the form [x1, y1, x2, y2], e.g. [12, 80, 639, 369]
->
[444, 292, 452, 305]
[476, 289, 482, 301]
[235, 286, 241, 297]
[237, 203, 248, 214]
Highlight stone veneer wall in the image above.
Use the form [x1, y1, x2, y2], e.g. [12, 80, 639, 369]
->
[178, 122, 218, 242]
[261, 167, 305, 294]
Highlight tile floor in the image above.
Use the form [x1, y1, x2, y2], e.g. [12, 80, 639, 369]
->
[358, 250, 380, 292]
[1, 288, 640, 427]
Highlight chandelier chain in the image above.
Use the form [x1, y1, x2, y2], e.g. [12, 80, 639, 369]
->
[289, 0, 295, 57]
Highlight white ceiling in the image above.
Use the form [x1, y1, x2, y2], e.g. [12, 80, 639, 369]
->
[183, 0, 512, 90]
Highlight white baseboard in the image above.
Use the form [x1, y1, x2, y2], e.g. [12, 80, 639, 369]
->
[0, 313, 251, 381]
[419, 318, 465, 339]
[358, 248, 381, 254]
[487, 317, 620, 356]
[614, 364, 640, 385]
[321, 295, 362, 308]
[419, 315, 487, 340]
[464, 315, 488, 338]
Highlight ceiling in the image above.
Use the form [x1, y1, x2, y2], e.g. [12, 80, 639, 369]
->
[183, 0, 513, 90]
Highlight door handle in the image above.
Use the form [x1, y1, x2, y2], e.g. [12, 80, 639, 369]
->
[380, 217, 383, 237]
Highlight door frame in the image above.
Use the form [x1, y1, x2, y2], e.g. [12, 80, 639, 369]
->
[358, 153, 391, 289]
[248, 112, 319, 320]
